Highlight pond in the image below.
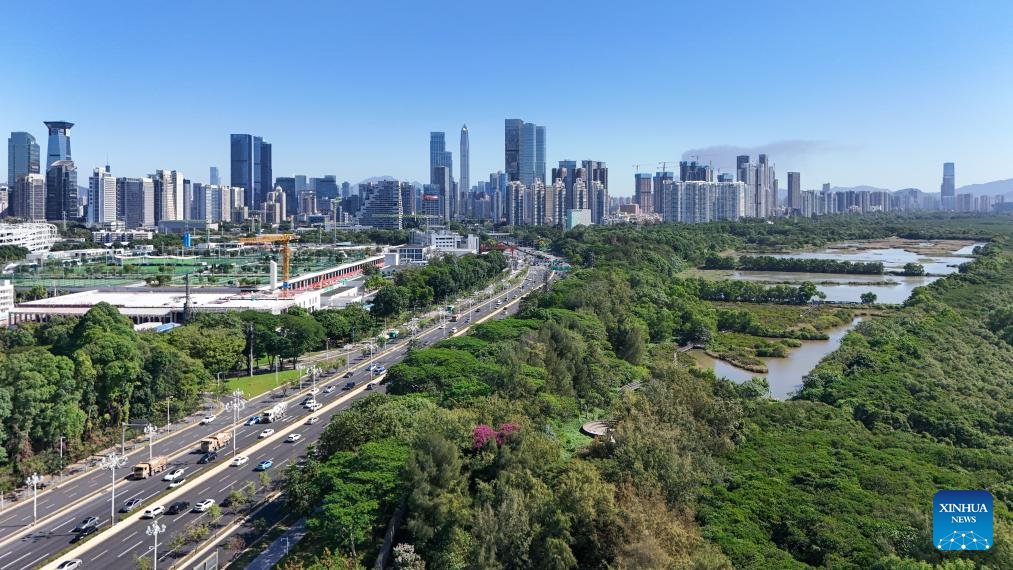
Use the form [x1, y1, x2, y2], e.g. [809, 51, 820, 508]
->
[688, 317, 862, 399]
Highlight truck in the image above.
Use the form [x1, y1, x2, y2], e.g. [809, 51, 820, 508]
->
[262, 402, 289, 423]
[199, 431, 232, 453]
[449, 314, 460, 322]
[133, 455, 168, 479]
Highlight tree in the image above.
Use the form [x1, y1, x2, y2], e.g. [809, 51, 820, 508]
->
[901, 262, 925, 276]
[372, 285, 412, 318]
[404, 433, 469, 551]
[168, 325, 244, 377]
[860, 291, 878, 304]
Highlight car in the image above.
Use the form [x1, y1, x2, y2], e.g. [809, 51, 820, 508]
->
[56, 560, 82, 570]
[450, 327, 458, 334]
[168, 478, 187, 489]
[309, 387, 320, 395]
[374, 366, 386, 374]
[193, 499, 215, 513]
[307, 402, 322, 412]
[142, 505, 165, 518]
[286, 433, 302, 442]
[167, 500, 191, 515]
[245, 416, 262, 426]
[73, 516, 99, 533]
[303, 398, 318, 407]
[344, 370, 354, 378]
[366, 383, 376, 391]
[198, 451, 218, 464]
[259, 428, 275, 438]
[231, 455, 249, 467]
[343, 381, 355, 390]
[163, 468, 186, 481]
[255, 460, 273, 471]
[440, 323, 447, 329]
[502, 308, 508, 313]
[201, 414, 216, 424]
[324, 385, 336, 394]
[121, 498, 142, 513]
[306, 415, 320, 425]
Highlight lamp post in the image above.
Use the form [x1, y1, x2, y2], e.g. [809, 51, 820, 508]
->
[224, 390, 246, 457]
[146, 520, 166, 570]
[166, 397, 172, 430]
[144, 424, 157, 461]
[25, 473, 41, 525]
[100, 452, 127, 525]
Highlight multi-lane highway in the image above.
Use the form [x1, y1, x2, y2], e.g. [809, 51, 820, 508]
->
[21, 261, 552, 570]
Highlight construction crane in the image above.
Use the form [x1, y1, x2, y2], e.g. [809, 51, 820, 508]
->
[238, 233, 298, 283]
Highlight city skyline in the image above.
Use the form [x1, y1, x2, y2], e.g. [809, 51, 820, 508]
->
[3, 2, 1013, 194]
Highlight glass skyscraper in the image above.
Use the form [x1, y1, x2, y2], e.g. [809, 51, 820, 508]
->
[504, 119, 545, 187]
[230, 134, 272, 208]
[44, 121, 73, 168]
[8, 131, 40, 186]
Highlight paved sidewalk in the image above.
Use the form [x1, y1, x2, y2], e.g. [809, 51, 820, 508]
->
[245, 518, 307, 570]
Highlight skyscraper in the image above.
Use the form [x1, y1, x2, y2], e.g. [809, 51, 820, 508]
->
[634, 173, 653, 214]
[429, 132, 454, 217]
[358, 179, 404, 229]
[553, 160, 577, 211]
[209, 166, 220, 186]
[8, 132, 40, 186]
[45, 160, 77, 221]
[653, 171, 674, 215]
[152, 170, 184, 222]
[430, 165, 453, 223]
[787, 172, 801, 214]
[121, 177, 155, 228]
[460, 125, 470, 198]
[87, 165, 117, 226]
[44, 121, 73, 167]
[230, 134, 272, 208]
[275, 177, 297, 216]
[13, 173, 46, 221]
[680, 160, 712, 182]
[504, 119, 545, 187]
[941, 162, 955, 211]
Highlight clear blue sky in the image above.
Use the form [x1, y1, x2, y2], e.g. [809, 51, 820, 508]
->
[3, 0, 1013, 195]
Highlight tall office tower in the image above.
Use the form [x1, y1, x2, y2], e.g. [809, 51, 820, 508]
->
[506, 181, 526, 226]
[553, 160, 577, 210]
[504, 119, 546, 187]
[400, 183, 417, 217]
[787, 172, 801, 214]
[87, 165, 117, 226]
[430, 165, 453, 223]
[589, 180, 608, 224]
[120, 177, 155, 228]
[634, 173, 653, 214]
[13, 173, 46, 220]
[429, 132, 455, 216]
[8, 132, 40, 186]
[735, 155, 750, 183]
[275, 177, 297, 216]
[294, 175, 307, 193]
[209, 166, 220, 186]
[45, 160, 78, 221]
[940, 162, 955, 211]
[230, 134, 272, 208]
[357, 179, 403, 229]
[44, 121, 73, 168]
[679, 160, 712, 182]
[314, 176, 338, 199]
[460, 125, 470, 205]
[341, 181, 351, 199]
[652, 171, 674, 215]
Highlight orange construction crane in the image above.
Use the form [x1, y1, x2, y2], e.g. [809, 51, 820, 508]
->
[238, 234, 298, 282]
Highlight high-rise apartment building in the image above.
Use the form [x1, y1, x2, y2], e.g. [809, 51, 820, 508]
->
[653, 171, 674, 216]
[151, 170, 185, 222]
[504, 119, 545, 187]
[787, 171, 801, 214]
[8, 132, 40, 186]
[634, 173, 653, 214]
[87, 166, 117, 226]
[358, 179, 404, 229]
[679, 160, 712, 182]
[506, 181, 526, 226]
[230, 134, 272, 208]
[940, 162, 955, 211]
[13, 173, 46, 221]
[659, 181, 747, 223]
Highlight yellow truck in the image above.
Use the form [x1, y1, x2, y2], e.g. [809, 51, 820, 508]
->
[199, 431, 232, 453]
[133, 455, 168, 479]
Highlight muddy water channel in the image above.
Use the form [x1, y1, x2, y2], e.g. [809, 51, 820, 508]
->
[689, 240, 984, 397]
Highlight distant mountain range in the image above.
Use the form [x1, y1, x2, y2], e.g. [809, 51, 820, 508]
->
[831, 179, 1013, 198]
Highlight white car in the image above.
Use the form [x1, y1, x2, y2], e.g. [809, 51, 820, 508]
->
[307, 402, 322, 412]
[286, 433, 302, 443]
[303, 399, 318, 408]
[440, 323, 447, 329]
[231, 455, 249, 467]
[259, 428, 275, 438]
[306, 416, 320, 425]
[309, 387, 320, 395]
[201, 414, 216, 424]
[193, 499, 215, 512]
[56, 561, 82, 570]
[324, 385, 336, 394]
[168, 478, 187, 489]
[450, 327, 458, 334]
[162, 468, 186, 481]
[142, 505, 165, 518]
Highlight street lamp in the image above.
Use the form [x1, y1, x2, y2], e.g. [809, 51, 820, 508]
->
[25, 473, 41, 525]
[99, 452, 127, 525]
[144, 424, 158, 461]
[224, 390, 247, 457]
[146, 520, 167, 570]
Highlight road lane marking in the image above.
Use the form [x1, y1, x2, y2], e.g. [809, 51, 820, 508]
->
[25, 553, 48, 568]
[120, 530, 138, 543]
[91, 548, 109, 560]
[117, 540, 142, 558]
[0, 551, 31, 570]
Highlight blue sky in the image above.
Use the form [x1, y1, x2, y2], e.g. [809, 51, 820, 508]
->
[3, 0, 1013, 195]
